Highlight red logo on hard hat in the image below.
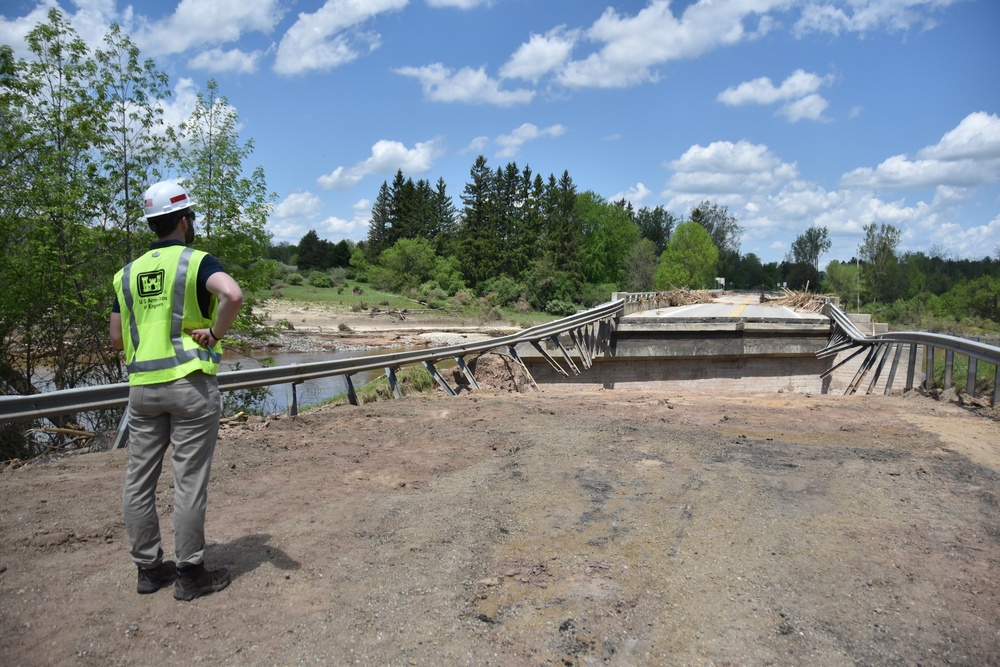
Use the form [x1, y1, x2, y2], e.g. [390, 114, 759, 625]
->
[169, 194, 188, 204]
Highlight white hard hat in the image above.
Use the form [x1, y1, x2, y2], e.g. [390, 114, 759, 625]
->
[142, 181, 192, 220]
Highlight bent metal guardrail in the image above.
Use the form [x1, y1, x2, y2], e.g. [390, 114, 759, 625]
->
[0, 298, 625, 427]
[819, 302, 1000, 406]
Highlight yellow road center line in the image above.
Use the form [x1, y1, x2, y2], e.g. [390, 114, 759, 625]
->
[728, 295, 753, 318]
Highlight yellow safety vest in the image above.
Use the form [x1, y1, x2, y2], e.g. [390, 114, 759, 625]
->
[114, 245, 221, 386]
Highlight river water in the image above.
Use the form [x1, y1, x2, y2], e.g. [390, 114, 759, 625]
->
[225, 346, 422, 414]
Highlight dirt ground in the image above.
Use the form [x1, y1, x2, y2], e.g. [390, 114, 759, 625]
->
[2, 303, 999, 666]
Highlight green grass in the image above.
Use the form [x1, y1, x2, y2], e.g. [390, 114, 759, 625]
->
[304, 366, 436, 410]
[933, 352, 997, 396]
[265, 279, 421, 311]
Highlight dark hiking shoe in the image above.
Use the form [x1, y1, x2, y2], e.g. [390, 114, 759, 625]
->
[173, 563, 231, 601]
[137, 561, 177, 594]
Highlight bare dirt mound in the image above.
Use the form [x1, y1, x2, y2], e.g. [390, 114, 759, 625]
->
[2, 388, 999, 666]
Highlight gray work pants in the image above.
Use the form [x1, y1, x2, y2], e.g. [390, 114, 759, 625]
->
[122, 371, 221, 568]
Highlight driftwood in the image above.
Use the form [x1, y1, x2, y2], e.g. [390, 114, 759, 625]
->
[760, 288, 828, 313]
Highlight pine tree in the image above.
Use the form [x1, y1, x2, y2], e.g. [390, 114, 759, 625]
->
[459, 155, 500, 288]
[366, 180, 392, 262]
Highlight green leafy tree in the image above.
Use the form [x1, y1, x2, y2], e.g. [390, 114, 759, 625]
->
[655, 221, 719, 289]
[860, 222, 903, 303]
[788, 226, 832, 270]
[369, 237, 438, 293]
[94, 23, 170, 261]
[576, 190, 640, 286]
[625, 238, 659, 291]
[1, 9, 115, 406]
[691, 201, 742, 257]
[954, 275, 1000, 323]
[0, 44, 38, 397]
[823, 259, 862, 311]
[172, 78, 276, 336]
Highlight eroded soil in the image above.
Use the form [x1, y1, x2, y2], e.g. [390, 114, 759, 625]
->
[2, 384, 999, 666]
[2, 301, 999, 665]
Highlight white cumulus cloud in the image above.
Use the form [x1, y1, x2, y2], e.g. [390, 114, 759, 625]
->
[426, 0, 490, 8]
[495, 123, 566, 158]
[395, 63, 535, 106]
[666, 140, 800, 196]
[187, 47, 263, 74]
[500, 26, 578, 83]
[133, 0, 283, 57]
[317, 138, 446, 190]
[718, 69, 833, 122]
[557, 0, 789, 89]
[273, 191, 323, 220]
[840, 112, 1000, 189]
[274, 0, 406, 75]
[793, 0, 959, 37]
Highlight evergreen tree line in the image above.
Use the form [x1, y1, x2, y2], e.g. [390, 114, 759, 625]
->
[350, 156, 743, 314]
[0, 10, 275, 418]
[290, 155, 998, 332]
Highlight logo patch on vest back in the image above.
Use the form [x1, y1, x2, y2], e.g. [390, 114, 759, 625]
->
[137, 270, 165, 298]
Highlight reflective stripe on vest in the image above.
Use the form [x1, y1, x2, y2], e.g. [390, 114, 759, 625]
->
[119, 246, 216, 377]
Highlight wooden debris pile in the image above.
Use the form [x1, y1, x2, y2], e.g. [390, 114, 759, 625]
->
[760, 288, 829, 313]
[640, 289, 716, 309]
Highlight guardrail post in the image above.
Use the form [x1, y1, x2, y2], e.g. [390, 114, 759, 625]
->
[344, 374, 359, 406]
[905, 344, 917, 391]
[966, 356, 978, 397]
[994, 365, 999, 408]
[924, 345, 935, 389]
[285, 382, 299, 417]
[944, 349, 954, 390]
[453, 356, 480, 390]
[423, 360, 457, 396]
[385, 367, 403, 399]
[113, 410, 129, 449]
[885, 344, 902, 395]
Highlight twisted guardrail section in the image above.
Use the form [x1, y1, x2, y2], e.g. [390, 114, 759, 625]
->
[0, 298, 626, 427]
[818, 302, 1000, 406]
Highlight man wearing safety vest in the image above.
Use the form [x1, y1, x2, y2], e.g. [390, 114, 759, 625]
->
[110, 181, 243, 601]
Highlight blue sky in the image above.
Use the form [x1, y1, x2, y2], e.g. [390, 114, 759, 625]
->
[3, 0, 999, 267]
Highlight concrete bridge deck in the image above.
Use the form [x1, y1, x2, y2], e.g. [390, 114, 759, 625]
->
[623, 292, 827, 324]
[519, 293, 898, 396]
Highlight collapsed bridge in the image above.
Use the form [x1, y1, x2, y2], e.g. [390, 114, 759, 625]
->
[1, 291, 997, 448]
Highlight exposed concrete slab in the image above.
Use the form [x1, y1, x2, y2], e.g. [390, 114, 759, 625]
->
[520, 297, 902, 396]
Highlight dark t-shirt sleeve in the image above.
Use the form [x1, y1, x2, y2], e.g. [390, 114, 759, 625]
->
[197, 255, 225, 318]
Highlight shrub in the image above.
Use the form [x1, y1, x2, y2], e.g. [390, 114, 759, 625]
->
[309, 271, 333, 288]
[480, 275, 526, 307]
[330, 267, 348, 286]
[544, 299, 578, 316]
[452, 289, 474, 306]
[419, 281, 448, 308]
[286, 272, 304, 286]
